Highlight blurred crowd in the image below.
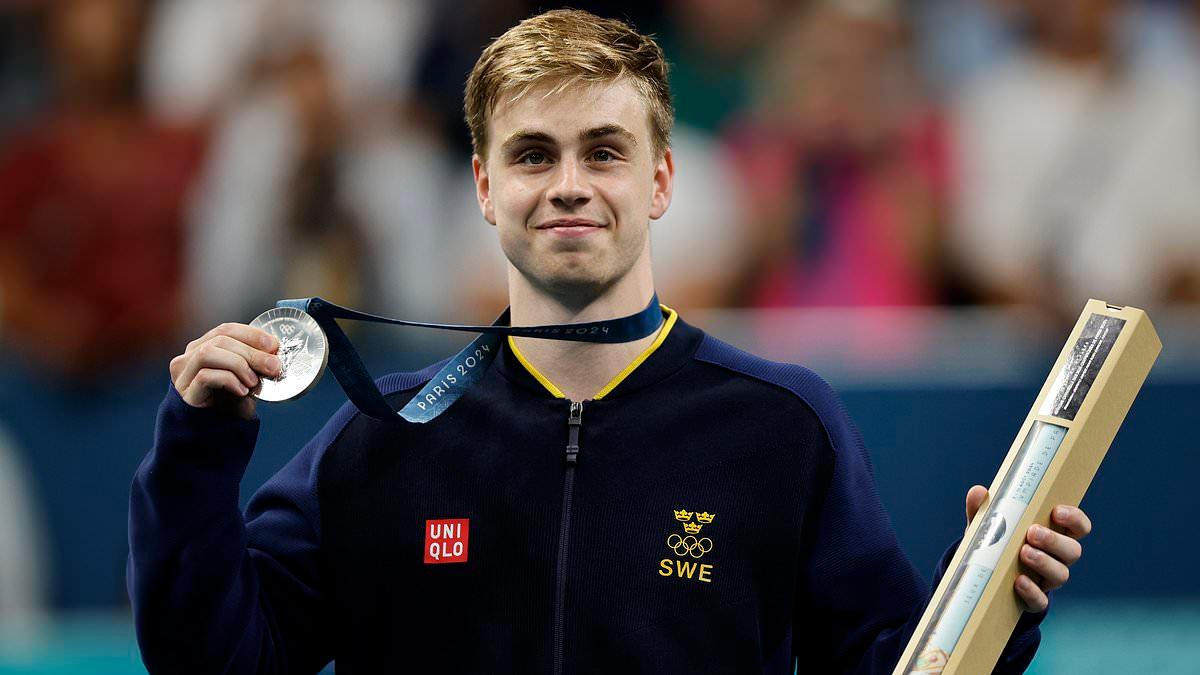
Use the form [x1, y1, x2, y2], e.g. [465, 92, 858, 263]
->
[1, 0, 1199, 386]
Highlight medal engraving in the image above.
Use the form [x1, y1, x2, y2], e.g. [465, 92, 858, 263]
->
[249, 307, 328, 402]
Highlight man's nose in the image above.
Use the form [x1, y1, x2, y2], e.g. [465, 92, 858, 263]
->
[547, 157, 592, 208]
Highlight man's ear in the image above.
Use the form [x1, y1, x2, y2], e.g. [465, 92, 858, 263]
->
[472, 154, 497, 225]
[648, 147, 674, 221]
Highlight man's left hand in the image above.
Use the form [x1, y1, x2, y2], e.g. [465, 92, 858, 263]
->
[965, 485, 1092, 613]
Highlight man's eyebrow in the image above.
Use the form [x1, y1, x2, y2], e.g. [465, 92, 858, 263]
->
[498, 125, 639, 155]
[499, 130, 555, 155]
[581, 124, 637, 146]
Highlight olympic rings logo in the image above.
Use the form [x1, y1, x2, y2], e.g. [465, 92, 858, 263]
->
[667, 533, 713, 559]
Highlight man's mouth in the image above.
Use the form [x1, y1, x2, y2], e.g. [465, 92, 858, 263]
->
[535, 218, 606, 237]
[535, 218, 605, 229]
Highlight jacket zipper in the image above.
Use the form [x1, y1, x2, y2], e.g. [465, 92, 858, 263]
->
[553, 399, 583, 675]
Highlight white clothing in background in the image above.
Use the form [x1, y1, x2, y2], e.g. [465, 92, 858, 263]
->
[952, 54, 1200, 312]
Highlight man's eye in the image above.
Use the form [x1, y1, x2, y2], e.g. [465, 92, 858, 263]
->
[591, 149, 614, 162]
[519, 151, 547, 165]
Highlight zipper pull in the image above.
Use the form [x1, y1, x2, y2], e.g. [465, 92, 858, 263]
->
[565, 400, 583, 465]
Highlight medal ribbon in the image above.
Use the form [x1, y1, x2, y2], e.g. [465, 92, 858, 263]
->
[275, 294, 663, 423]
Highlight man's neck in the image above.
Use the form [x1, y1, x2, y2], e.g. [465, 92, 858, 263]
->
[508, 265, 661, 402]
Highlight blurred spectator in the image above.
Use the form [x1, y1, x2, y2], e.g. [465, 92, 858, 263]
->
[141, 0, 263, 124]
[183, 38, 366, 328]
[145, 0, 432, 124]
[0, 0, 206, 381]
[950, 0, 1200, 318]
[658, 0, 777, 134]
[724, 0, 953, 308]
[178, 0, 462, 327]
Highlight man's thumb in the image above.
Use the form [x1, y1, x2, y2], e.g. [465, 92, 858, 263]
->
[965, 485, 989, 526]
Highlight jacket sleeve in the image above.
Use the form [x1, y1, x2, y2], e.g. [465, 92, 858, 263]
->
[791, 393, 1045, 673]
[127, 384, 346, 674]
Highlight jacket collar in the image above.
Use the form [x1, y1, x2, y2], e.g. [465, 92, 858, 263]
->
[493, 305, 704, 401]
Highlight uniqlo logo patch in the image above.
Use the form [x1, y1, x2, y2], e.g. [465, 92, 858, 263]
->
[424, 518, 469, 564]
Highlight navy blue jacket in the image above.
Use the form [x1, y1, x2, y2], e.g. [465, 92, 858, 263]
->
[127, 310, 1044, 673]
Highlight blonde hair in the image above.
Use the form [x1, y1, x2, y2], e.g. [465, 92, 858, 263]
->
[464, 8, 673, 160]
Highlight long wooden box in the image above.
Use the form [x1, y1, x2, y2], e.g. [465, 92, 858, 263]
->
[893, 300, 1162, 674]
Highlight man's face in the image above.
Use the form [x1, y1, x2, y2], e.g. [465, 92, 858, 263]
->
[473, 78, 673, 296]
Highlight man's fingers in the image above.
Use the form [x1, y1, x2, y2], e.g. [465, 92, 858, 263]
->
[169, 352, 187, 383]
[184, 368, 250, 406]
[176, 341, 261, 394]
[964, 485, 988, 525]
[1013, 512, 1087, 609]
[207, 335, 281, 378]
[169, 322, 279, 415]
[1050, 505, 1093, 540]
[1015, 574, 1049, 613]
[186, 322, 278, 355]
[1026, 524, 1082, 566]
[1020, 543, 1070, 591]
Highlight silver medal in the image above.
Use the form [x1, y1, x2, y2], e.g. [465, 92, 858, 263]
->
[249, 307, 328, 402]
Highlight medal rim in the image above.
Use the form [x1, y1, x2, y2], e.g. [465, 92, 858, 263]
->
[248, 307, 329, 403]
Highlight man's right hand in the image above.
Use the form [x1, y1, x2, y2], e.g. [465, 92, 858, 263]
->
[170, 323, 282, 420]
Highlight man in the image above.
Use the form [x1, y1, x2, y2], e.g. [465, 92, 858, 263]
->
[128, 9, 1091, 673]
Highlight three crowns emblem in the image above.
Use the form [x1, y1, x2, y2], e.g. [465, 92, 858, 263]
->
[674, 508, 715, 534]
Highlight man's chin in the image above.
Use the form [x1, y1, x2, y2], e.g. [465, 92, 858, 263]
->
[530, 268, 615, 299]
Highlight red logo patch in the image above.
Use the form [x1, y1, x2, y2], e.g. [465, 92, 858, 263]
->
[424, 518, 469, 564]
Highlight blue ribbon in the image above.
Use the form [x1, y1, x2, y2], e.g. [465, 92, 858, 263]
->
[275, 295, 663, 423]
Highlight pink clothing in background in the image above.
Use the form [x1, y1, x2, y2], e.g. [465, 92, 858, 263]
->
[725, 111, 952, 308]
